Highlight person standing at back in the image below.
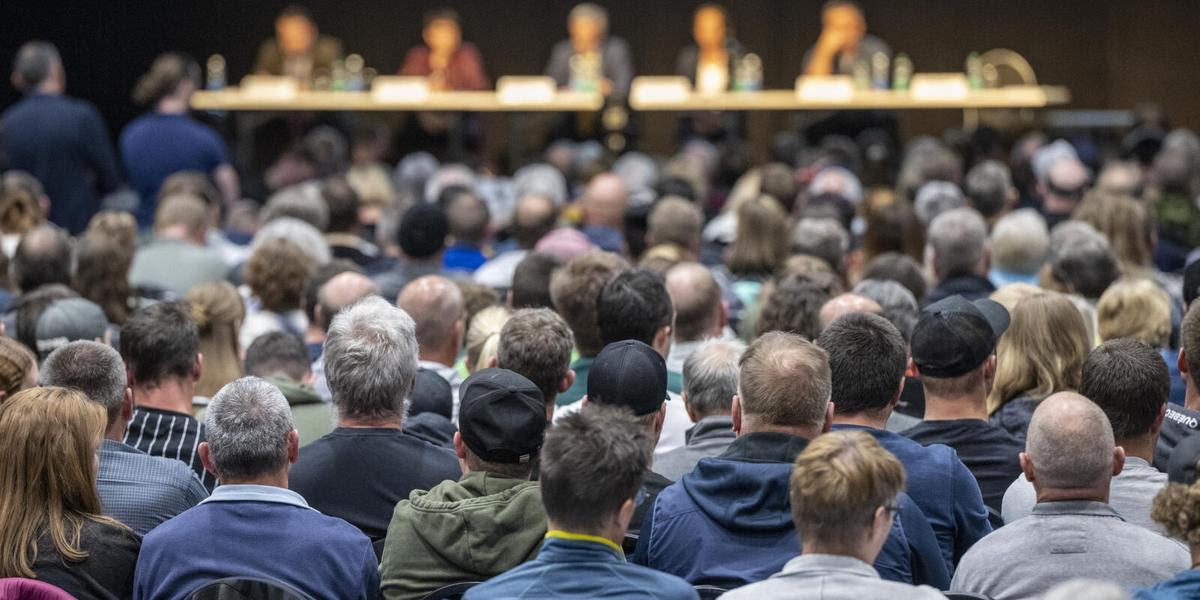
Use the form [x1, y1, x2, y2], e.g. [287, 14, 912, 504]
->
[1, 42, 120, 234]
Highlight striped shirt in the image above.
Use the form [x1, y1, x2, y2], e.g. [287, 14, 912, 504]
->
[124, 406, 216, 491]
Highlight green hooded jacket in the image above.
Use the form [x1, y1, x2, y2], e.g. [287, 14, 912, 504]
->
[379, 471, 546, 600]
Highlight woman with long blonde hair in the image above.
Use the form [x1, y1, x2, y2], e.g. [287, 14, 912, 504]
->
[188, 281, 245, 398]
[0, 387, 139, 598]
[987, 292, 1092, 441]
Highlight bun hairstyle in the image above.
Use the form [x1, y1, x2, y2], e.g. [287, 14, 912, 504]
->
[132, 52, 201, 107]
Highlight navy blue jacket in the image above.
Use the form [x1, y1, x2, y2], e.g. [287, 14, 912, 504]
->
[466, 534, 698, 599]
[633, 432, 950, 590]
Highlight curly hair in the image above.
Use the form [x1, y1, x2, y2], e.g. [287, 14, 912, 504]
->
[1152, 480, 1200, 545]
[245, 238, 314, 313]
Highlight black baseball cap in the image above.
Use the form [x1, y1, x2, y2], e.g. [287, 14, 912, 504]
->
[457, 368, 546, 464]
[911, 295, 1010, 378]
[587, 340, 667, 416]
[1168, 432, 1200, 485]
[409, 368, 453, 420]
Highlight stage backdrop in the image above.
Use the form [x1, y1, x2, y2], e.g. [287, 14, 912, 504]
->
[2, 0, 1199, 162]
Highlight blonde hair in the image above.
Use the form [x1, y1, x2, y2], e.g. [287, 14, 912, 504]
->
[155, 193, 209, 233]
[1096, 278, 1171, 347]
[0, 387, 125, 578]
[0, 338, 35, 399]
[724, 195, 789, 278]
[465, 305, 512, 372]
[245, 238, 314, 313]
[188, 282, 245, 397]
[989, 282, 1042, 315]
[85, 211, 138, 256]
[1073, 191, 1153, 269]
[987, 292, 1091, 414]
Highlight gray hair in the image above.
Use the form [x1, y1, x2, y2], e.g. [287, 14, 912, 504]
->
[1049, 221, 1119, 299]
[205, 377, 294, 480]
[914, 180, 966, 225]
[853, 279, 919, 343]
[251, 216, 332, 265]
[324, 296, 419, 422]
[790, 218, 849, 271]
[683, 339, 746, 418]
[991, 209, 1049, 275]
[808, 166, 863, 205]
[964, 160, 1013, 218]
[569, 3, 609, 27]
[261, 183, 329, 231]
[40, 341, 126, 426]
[1026, 392, 1115, 490]
[926, 207, 988, 279]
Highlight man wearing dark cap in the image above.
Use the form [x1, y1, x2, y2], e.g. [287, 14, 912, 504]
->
[582, 339, 672, 536]
[379, 368, 547, 600]
[370, 203, 450, 301]
[902, 294, 1023, 517]
[34, 297, 110, 361]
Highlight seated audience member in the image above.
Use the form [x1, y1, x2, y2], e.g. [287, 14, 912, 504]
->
[188, 282, 244, 398]
[10, 224, 74, 295]
[951, 393, 1188, 599]
[7, 284, 77, 355]
[820, 312, 992, 572]
[507, 251, 563, 309]
[550, 251, 629, 406]
[0, 337, 37, 402]
[817, 293, 881, 331]
[322, 176, 378, 268]
[496, 308, 575, 420]
[308, 268, 379, 394]
[121, 302, 216, 490]
[721, 430, 947, 600]
[260, 184, 330, 232]
[32, 297, 109, 361]
[664, 262, 728, 383]
[989, 209, 1049, 288]
[133, 377, 378, 600]
[862, 252, 928, 307]
[965, 159, 1017, 227]
[440, 187, 491, 273]
[0, 171, 47, 258]
[914, 181, 967, 227]
[474, 195, 559, 291]
[1134, 435, 1200, 598]
[463, 405, 697, 600]
[74, 230, 139, 326]
[1157, 302, 1200, 470]
[253, 5, 344, 81]
[372, 203, 450, 301]
[243, 331, 330, 445]
[1097, 278, 1184, 405]
[403, 369, 459, 449]
[1004, 339, 1172, 536]
[129, 194, 229, 299]
[647, 197, 704, 261]
[301, 261, 365, 360]
[239, 237, 315, 350]
[791, 217, 850, 276]
[580, 173, 630, 254]
[756, 273, 832, 341]
[925, 207, 994, 304]
[464, 305, 511, 373]
[288, 297, 460, 541]
[1043, 220, 1120, 302]
[0, 387, 139, 599]
[637, 332, 949, 589]
[41, 341, 206, 536]
[853, 279, 919, 343]
[988, 292, 1091, 442]
[724, 196, 790, 309]
[655, 339, 744, 481]
[397, 275, 467, 418]
[381, 369, 547, 599]
[902, 296, 1023, 517]
[1037, 153, 1090, 231]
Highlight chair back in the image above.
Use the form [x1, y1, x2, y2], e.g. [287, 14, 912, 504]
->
[421, 582, 480, 600]
[944, 593, 994, 600]
[694, 585, 728, 600]
[0, 578, 76, 600]
[186, 577, 314, 600]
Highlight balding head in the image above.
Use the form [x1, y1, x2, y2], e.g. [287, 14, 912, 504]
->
[1043, 158, 1090, 216]
[11, 224, 71, 293]
[582, 173, 628, 230]
[1023, 392, 1123, 499]
[396, 275, 466, 365]
[317, 272, 379, 331]
[513, 195, 558, 249]
[665, 262, 723, 343]
[819, 294, 882, 330]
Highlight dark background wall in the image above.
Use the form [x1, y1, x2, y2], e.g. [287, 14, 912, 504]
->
[3, 0, 1198, 159]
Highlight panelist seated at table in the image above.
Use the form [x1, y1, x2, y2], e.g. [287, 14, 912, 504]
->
[674, 3, 748, 143]
[801, 0, 890, 77]
[399, 7, 489, 91]
[253, 4, 344, 84]
[545, 3, 633, 100]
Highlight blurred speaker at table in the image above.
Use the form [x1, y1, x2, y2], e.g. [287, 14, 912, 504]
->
[252, 5, 344, 88]
[674, 4, 751, 147]
[802, 0, 891, 77]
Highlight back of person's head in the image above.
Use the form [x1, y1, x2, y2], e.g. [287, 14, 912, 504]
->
[852, 279, 919, 343]
[683, 339, 744, 419]
[187, 281, 244, 397]
[1183, 302, 1200, 388]
[511, 251, 563, 309]
[497, 308, 574, 405]
[74, 231, 134, 325]
[203, 377, 294, 481]
[1025, 392, 1117, 491]
[262, 184, 330, 232]
[1047, 221, 1120, 299]
[397, 275, 465, 355]
[964, 160, 1014, 219]
[1080, 339, 1168, 442]
[132, 52, 200, 106]
[246, 237, 314, 313]
[989, 292, 1090, 413]
[10, 224, 71, 293]
[244, 332, 310, 382]
[302, 260, 359, 328]
[465, 306, 511, 372]
[1072, 191, 1152, 268]
[647, 197, 703, 252]
[914, 180, 966, 226]
[0, 171, 44, 236]
[397, 202, 449, 260]
[817, 312, 906, 417]
[862, 252, 928, 305]
[725, 195, 789, 277]
[790, 429, 905, 553]
[665, 262, 722, 343]
[991, 208, 1049, 275]
[511, 195, 558, 250]
[739, 332, 831, 430]
[154, 193, 210, 236]
[539, 404, 647, 534]
[442, 188, 490, 246]
[158, 171, 221, 219]
[314, 266, 376, 333]
[320, 176, 360, 234]
[818, 293, 882, 331]
[120, 302, 199, 388]
[11, 284, 75, 355]
[926, 207, 988, 280]
[251, 217, 332, 265]
[863, 201, 925, 264]
[0, 338, 35, 401]
[757, 273, 832, 341]
[0, 386, 116, 578]
[40, 341, 127, 428]
[1096, 278, 1170, 347]
[549, 251, 628, 356]
[790, 218, 850, 273]
[324, 297, 418, 421]
[11, 41, 61, 93]
[597, 268, 673, 347]
[897, 143, 962, 203]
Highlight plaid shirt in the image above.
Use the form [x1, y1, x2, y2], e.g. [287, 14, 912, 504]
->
[98, 439, 208, 536]
[124, 406, 216, 491]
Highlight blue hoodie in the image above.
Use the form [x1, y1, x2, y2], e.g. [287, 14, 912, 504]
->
[633, 432, 950, 590]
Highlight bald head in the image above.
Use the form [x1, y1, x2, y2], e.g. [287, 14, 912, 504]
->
[1024, 392, 1121, 496]
[666, 262, 723, 343]
[819, 293, 882, 330]
[317, 272, 380, 331]
[1043, 158, 1089, 216]
[582, 173, 628, 230]
[513, 195, 558, 249]
[396, 275, 466, 364]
